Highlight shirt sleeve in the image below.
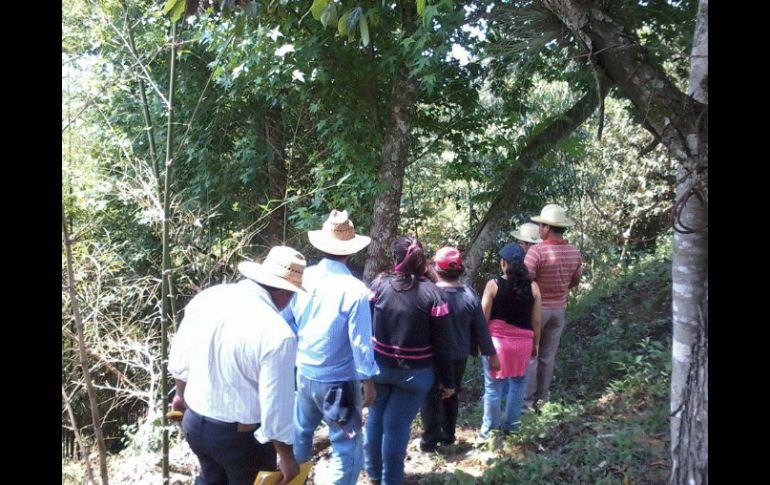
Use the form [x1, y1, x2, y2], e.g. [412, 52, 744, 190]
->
[572, 252, 583, 283]
[524, 247, 538, 280]
[168, 301, 198, 381]
[255, 334, 297, 445]
[468, 291, 496, 356]
[348, 287, 379, 380]
[368, 276, 381, 315]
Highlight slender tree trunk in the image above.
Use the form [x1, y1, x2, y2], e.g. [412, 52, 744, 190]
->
[670, 1, 708, 483]
[264, 104, 288, 244]
[540, 2, 708, 482]
[62, 206, 109, 485]
[62, 385, 96, 485]
[160, 20, 178, 485]
[463, 79, 607, 282]
[363, 1, 419, 282]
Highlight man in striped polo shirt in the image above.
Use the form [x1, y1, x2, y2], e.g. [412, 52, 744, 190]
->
[522, 204, 583, 411]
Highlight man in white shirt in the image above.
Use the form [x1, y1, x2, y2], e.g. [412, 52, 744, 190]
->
[168, 246, 306, 485]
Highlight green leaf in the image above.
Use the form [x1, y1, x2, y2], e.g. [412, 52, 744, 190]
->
[359, 15, 370, 47]
[417, 0, 427, 16]
[338, 12, 350, 35]
[320, 2, 338, 28]
[310, 0, 328, 21]
[162, 0, 183, 16]
[336, 173, 352, 186]
[162, 0, 186, 22]
[423, 4, 438, 27]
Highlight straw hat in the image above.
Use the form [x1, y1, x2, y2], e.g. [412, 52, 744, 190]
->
[307, 209, 371, 256]
[238, 246, 307, 293]
[512, 222, 542, 244]
[530, 204, 574, 228]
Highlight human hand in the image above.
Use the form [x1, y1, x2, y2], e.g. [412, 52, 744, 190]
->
[362, 380, 376, 408]
[531, 344, 539, 358]
[277, 454, 300, 485]
[171, 394, 187, 412]
[488, 354, 501, 372]
[166, 395, 187, 421]
[439, 384, 455, 400]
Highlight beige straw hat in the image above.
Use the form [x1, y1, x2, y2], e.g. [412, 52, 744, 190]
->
[511, 222, 543, 244]
[238, 246, 307, 293]
[530, 204, 574, 228]
[307, 209, 371, 256]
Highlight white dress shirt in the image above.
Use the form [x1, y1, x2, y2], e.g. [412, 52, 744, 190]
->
[168, 279, 296, 445]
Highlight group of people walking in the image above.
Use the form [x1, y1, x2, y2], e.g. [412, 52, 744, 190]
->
[168, 203, 582, 485]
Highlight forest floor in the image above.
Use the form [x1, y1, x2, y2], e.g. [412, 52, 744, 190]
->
[63, 257, 672, 484]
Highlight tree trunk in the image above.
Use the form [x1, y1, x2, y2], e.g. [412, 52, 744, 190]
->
[62, 205, 110, 485]
[541, 0, 707, 164]
[264, 104, 288, 245]
[463, 78, 607, 282]
[671, 1, 708, 483]
[540, 1, 708, 482]
[363, 1, 419, 282]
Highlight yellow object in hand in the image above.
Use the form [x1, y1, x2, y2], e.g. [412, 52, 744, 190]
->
[254, 461, 312, 485]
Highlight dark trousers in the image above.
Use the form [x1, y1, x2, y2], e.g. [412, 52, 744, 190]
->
[420, 358, 467, 446]
[183, 408, 277, 485]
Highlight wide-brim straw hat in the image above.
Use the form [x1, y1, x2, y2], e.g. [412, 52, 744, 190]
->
[307, 209, 371, 256]
[530, 204, 574, 228]
[512, 222, 542, 244]
[238, 246, 307, 293]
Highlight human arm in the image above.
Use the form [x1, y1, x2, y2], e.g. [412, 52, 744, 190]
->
[273, 440, 300, 485]
[530, 282, 542, 357]
[348, 287, 379, 406]
[480, 279, 497, 323]
[470, 288, 499, 371]
[569, 259, 583, 289]
[171, 379, 187, 412]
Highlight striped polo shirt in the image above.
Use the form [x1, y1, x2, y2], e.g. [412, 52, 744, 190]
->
[524, 240, 582, 310]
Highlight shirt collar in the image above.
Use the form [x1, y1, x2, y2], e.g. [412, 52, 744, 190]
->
[238, 278, 278, 312]
[318, 257, 352, 275]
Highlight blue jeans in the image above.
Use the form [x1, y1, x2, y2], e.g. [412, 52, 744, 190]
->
[481, 359, 527, 437]
[294, 374, 363, 485]
[364, 365, 434, 484]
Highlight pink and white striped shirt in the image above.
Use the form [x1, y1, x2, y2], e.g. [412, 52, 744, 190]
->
[524, 240, 582, 310]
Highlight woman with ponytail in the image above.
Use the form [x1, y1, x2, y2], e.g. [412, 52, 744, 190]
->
[479, 243, 542, 437]
[364, 236, 455, 485]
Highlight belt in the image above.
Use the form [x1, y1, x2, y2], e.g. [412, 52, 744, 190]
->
[188, 408, 259, 433]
